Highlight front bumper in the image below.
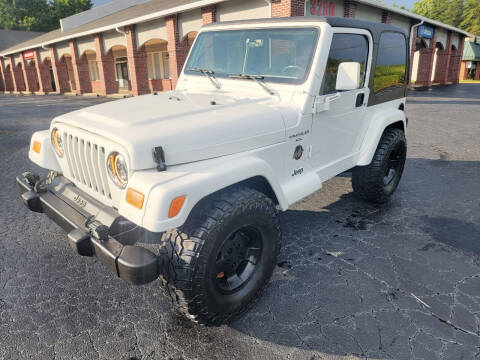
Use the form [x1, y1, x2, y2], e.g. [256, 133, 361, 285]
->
[17, 173, 160, 285]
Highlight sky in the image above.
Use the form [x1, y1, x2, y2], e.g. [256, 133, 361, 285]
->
[93, 0, 417, 10]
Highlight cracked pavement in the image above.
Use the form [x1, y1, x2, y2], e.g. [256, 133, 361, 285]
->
[1, 84, 480, 359]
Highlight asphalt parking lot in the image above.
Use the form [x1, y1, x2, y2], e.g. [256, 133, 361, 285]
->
[1, 85, 480, 360]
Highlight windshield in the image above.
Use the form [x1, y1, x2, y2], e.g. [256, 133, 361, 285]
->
[184, 28, 319, 84]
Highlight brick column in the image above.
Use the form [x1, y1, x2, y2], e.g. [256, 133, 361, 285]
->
[20, 55, 36, 93]
[475, 62, 480, 80]
[201, 5, 216, 24]
[166, 15, 187, 89]
[125, 25, 149, 96]
[434, 32, 452, 84]
[9, 56, 18, 92]
[344, 0, 356, 18]
[271, 0, 305, 17]
[381, 10, 392, 24]
[416, 30, 437, 87]
[33, 50, 52, 93]
[0, 59, 6, 92]
[1, 58, 13, 92]
[69, 40, 86, 94]
[449, 37, 465, 84]
[49, 46, 70, 93]
[94, 34, 117, 95]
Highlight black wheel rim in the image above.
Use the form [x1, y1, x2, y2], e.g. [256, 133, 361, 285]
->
[383, 148, 402, 186]
[214, 226, 263, 294]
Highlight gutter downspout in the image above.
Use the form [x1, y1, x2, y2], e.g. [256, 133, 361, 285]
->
[115, 27, 127, 36]
[410, 20, 424, 55]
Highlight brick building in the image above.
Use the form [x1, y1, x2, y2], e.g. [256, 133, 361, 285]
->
[0, 0, 472, 96]
[460, 38, 480, 81]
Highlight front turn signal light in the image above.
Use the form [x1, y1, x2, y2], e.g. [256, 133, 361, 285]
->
[126, 188, 144, 209]
[32, 141, 41, 154]
[168, 196, 186, 218]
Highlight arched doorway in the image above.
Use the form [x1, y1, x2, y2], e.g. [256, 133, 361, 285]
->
[141, 38, 170, 92]
[431, 42, 444, 83]
[15, 63, 26, 91]
[109, 45, 129, 92]
[61, 54, 76, 91]
[28, 60, 40, 92]
[411, 38, 428, 83]
[43, 57, 56, 92]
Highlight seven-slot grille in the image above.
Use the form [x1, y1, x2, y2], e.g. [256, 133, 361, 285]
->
[62, 131, 112, 200]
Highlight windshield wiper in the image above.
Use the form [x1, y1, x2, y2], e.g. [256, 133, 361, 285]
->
[228, 74, 275, 96]
[189, 67, 220, 89]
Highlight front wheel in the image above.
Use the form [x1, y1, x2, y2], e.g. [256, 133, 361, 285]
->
[352, 128, 406, 203]
[159, 187, 281, 325]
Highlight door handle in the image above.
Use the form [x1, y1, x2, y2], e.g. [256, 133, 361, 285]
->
[326, 93, 341, 103]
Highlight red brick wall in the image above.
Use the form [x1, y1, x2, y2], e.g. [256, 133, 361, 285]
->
[381, 10, 392, 24]
[125, 25, 150, 96]
[448, 37, 465, 84]
[94, 34, 118, 94]
[271, 0, 305, 17]
[2, 60, 14, 92]
[166, 15, 187, 88]
[344, 0, 356, 18]
[201, 5, 216, 24]
[69, 40, 92, 94]
[149, 79, 173, 92]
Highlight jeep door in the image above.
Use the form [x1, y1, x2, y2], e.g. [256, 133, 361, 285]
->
[310, 29, 373, 175]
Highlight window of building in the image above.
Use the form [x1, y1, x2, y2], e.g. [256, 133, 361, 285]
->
[147, 51, 170, 80]
[322, 33, 368, 94]
[85, 52, 100, 82]
[88, 60, 100, 81]
[373, 32, 407, 93]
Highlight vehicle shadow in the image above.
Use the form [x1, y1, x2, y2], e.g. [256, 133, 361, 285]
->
[225, 158, 480, 359]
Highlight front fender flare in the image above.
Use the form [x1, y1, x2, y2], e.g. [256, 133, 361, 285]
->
[356, 109, 406, 166]
[141, 155, 287, 233]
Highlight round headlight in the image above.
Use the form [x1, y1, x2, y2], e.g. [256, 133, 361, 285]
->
[107, 152, 128, 188]
[51, 128, 64, 157]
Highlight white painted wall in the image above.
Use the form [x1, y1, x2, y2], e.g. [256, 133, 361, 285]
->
[77, 35, 96, 57]
[390, 14, 411, 34]
[136, 18, 167, 48]
[435, 28, 447, 49]
[13, 54, 22, 67]
[451, 33, 460, 50]
[103, 30, 126, 54]
[178, 9, 203, 40]
[217, 0, 270, 22]
[355, 4, 382, 23]
[56, 41, 71, 59]
[39, 49, 50, 63]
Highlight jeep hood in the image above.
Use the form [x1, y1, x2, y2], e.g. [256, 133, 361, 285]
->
[53, 91, 286, 170]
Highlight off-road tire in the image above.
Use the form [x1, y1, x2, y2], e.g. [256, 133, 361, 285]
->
[158, 187, 281, 325]
[352, 128, 406, 204]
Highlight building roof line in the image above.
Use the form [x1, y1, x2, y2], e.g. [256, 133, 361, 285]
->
[0, 0, 227, 57]
[355, 0, 472, 37]
[0, 0, 474, 57]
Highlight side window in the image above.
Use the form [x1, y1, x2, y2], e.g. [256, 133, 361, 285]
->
[374, 32, 407, 93]
[322, 33, 368, 94]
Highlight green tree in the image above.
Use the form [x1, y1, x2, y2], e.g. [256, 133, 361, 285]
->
[0, 0, 92, 32]
[460, 0, 480, 35]
[412, 0, 464, 27]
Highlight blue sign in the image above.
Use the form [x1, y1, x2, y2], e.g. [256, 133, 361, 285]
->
[418, 24, 434, 39]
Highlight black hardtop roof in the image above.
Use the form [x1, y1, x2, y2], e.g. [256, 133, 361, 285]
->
[203, 16, 408, 37]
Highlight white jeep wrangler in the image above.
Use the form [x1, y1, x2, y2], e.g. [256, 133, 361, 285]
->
[19, 17, 408, 325]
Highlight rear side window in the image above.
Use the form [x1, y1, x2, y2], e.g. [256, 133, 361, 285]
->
[374, 32, 407, 93]
[322, 33, 368, 94]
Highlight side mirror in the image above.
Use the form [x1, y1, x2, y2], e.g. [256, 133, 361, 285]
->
[336, 62, 361, 91]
